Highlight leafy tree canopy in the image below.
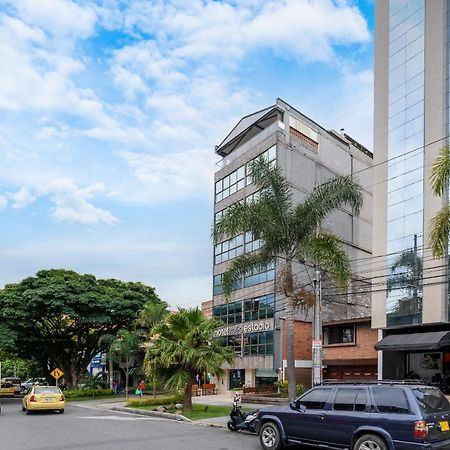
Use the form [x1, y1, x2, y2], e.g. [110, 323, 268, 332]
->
[0, 269, 161, 387]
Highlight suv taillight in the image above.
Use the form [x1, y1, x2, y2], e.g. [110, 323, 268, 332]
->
[29, 395, 36, 403]
[414, 420, 428, 438]
[60, 394, 64, 401]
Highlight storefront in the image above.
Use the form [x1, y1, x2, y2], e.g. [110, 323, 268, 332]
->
[375, 327, 450, 390]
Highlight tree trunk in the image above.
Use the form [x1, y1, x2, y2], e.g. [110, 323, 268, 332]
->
[125, 364, 129, 400]
[70, 366, 78, 389]
[109, 354, 114, 390]
[183, 376, 193, 412]
[285, 296, 296, 401]
[282, 260, 296, 402]
[153, 375, 156, 398]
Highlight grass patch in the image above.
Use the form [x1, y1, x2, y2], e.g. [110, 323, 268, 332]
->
[132, 402, 250, 421]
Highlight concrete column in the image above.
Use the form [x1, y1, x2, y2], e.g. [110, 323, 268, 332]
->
[372, 0, 389, 329]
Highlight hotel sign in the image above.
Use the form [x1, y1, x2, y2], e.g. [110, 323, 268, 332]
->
[214, 319, 274, 337]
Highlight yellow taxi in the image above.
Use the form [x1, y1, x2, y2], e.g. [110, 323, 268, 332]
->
[0, 382, 15, 398]
[22, 385, 65, 414]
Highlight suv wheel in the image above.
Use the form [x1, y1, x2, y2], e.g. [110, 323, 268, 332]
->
[259, 422, 282, 450]
[354, 434, 387, 450]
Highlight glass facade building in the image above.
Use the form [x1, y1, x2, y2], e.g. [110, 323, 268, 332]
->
[386, 0, 425, 326]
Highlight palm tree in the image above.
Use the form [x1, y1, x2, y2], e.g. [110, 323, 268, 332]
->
[109, 329, 140, 400]
[214, 158, 363, 400]
[143, 308, 234, 411]
[135, 300, 169, 397]
[429, 145, 450, 257]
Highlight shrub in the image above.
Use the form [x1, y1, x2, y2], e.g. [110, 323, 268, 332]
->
[63, 388, 115, 398]
[127, 394, 182, 408]
[273, 381, 305, 397]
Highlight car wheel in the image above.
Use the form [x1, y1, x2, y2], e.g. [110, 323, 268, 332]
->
[59, 409, 64, 414]
[26, 409, 32, 415]
[21, 405, 25, 412]
[354, 434, 387, 450]
[259, 422, 283, 450]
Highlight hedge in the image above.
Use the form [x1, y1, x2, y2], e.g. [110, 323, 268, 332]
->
[127, 395, 181, 408]
[63, 388, 115, 398]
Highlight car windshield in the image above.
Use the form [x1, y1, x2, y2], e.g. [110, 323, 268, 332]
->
[413, 388, 450, 414]
[34, 387, 60, 395]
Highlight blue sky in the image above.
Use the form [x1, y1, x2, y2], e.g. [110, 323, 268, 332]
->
[0, 0, 374, 308]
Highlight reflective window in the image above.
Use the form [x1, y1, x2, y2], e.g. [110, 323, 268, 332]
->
[243, 331, 273, 356]
[387, 0, 425, 326]
[298, 388, 331, 410]
[323, 325, 355, 345]
[372, 387, 411, 414]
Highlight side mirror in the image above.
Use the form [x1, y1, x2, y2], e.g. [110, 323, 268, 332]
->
[298, 404, 306, 413]
[289, 401, 297, 410]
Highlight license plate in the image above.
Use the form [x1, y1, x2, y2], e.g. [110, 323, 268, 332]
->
[440, 421, 449, 432]
[43, 397, 53, 403]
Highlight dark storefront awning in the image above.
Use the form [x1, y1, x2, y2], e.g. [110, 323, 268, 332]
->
[375, 331, 450, 351]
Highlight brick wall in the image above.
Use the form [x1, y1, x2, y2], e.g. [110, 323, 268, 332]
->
[323, 322, 378, 361]
[281, 320, 312, 360]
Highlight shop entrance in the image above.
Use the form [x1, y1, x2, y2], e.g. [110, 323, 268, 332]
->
[229, 369, 245, 389]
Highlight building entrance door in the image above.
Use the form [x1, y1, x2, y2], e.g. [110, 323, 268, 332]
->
[229, 369, 245, 389]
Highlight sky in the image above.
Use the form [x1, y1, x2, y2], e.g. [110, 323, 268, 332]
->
[0, 0, 374, 308]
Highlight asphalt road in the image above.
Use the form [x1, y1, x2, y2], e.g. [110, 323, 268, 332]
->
[0, 397, 265, 450]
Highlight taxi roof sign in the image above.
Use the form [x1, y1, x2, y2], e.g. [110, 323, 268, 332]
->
[50, 368, 64, 380]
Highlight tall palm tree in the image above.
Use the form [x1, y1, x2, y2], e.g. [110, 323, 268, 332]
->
[429, 145, 450, 257]
[109, 329, 140, 400]
[214, 158, 363, 400]
[135, 300, 169, 397]
[143, 308, 234, 411]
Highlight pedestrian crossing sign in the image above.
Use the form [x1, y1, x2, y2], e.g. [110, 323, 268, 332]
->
[50, 368, 64, 380]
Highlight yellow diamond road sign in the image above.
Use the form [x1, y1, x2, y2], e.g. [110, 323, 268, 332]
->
[50, 368, 64, 380]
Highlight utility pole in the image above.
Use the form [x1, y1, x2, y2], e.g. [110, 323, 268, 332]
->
[312, 267, 322, 386]
[413, 234, 419, 313]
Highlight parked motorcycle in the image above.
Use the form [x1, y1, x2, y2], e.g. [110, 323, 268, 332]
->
[227, 393, 258, 433]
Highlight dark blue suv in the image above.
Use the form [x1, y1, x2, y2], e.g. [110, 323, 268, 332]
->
[254, 382, 450, 450]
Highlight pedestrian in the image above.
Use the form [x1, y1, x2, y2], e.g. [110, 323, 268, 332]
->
[112, 379, 118, 394]
[117, 380, 124, 395]
[137, 380, 145, 398]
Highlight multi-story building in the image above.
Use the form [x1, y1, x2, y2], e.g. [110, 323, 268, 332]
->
[212, 98, 373, 392]
[373, 1, 450, 381]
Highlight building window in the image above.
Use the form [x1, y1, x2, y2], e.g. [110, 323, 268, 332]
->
[215, 145, 276, 203]
[221, 335, 242, 356]
[213, 274, 242, 296]
[244, 262, 275, 288]
[246, 145, 276, 184]
[213, 301, 242, 324]
[323, 325, 355, 345]
[243, 331, 273, 356]
[244, 294, 275, 321]
[214, 234, 244, 264]
[215, 166, 245, 202]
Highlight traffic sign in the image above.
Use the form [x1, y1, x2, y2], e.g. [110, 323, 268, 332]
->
[50, 368, 64, 380]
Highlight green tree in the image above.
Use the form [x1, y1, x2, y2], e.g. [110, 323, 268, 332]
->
[0, 269, 161, 388]
[0, 351, 33, 379]
[109, 329, 140, 399]
[135, 300, 169, 397]
[429, 145, 450, 257]
[214, 158, 363, 400]
[144, 308, 234, 411]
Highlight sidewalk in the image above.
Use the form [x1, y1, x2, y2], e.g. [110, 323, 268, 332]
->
[192, 393, 275, 409]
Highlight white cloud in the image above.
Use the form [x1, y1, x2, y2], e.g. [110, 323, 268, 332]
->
[45, 178, 118, 225]
[8, 0, 97, 38]
[117, 148, 216, 204]
[0, 194, 7, 209]
[10, 186, 36, 209]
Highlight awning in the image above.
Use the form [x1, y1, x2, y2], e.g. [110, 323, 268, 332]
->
[255, 368, 278, 377]
[375, 331, 450, 351]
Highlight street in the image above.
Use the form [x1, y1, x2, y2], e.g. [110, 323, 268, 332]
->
[0, 397, 263, 450]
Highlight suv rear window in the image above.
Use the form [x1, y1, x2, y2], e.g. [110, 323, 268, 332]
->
[333, 389, 367, 412]
[372, 387, 411, 414]
[413, 388, 450, 414]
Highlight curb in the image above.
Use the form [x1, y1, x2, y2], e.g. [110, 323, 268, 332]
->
[111, 406, 191, 422]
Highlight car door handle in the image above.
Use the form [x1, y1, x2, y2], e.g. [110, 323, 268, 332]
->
[318, 414, 325, 420]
